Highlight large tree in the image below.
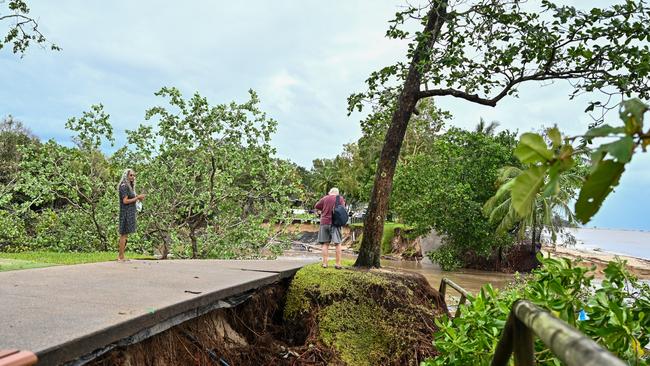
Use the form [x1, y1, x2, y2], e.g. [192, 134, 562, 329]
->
[351, 0, 650, 267]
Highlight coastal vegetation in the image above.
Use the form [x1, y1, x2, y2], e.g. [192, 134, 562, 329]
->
[0, 90, 302, 259]
[427, 255, 650, 365]
[2, 1, 650, 365]
[348, 0, 650, 268]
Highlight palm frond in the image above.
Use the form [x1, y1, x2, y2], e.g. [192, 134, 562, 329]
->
[496, 206, 520, 233]
[488, 197, 512, 224]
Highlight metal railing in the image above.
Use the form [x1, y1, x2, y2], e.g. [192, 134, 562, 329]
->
[438, 278, 470, 317]
[490, 300, 626, 366]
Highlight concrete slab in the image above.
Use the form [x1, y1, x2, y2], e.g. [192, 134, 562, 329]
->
[0, 259, 316, 365]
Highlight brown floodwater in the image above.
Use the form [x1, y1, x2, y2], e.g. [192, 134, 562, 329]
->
[279, 250, 514, 304]
[381, 258, 514, 295]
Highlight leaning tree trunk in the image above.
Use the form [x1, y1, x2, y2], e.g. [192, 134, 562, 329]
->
[354, 2, 447, 268]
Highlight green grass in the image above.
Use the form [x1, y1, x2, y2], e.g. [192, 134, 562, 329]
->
[292, 213, 318, 221]
[0, 259, 53, 272]
[0, 251, 154, 272]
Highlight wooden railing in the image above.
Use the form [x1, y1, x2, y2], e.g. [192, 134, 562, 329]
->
[438, 278, 470, 317]
[490, 300, 626, 366]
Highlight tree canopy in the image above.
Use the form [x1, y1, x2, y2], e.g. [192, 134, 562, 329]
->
[351, 0, 650, 267]
[393, 127, 519, 270]
[0, 88, 302, 258]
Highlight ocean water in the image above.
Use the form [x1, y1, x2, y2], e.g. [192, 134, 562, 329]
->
[567, 228, 650, 260]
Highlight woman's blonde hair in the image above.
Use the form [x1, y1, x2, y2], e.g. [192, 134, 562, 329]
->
[117, 168, 136, 195]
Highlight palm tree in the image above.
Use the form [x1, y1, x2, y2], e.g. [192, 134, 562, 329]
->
[475, 118, 500, 136]
[483, 165, 582, 253]
[311, 160, 337, 196]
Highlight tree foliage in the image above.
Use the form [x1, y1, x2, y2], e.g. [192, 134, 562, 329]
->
[299, 99, 447, 210]
[16, 105, 117, 251]
[121, 88, 300, 258]
[350, 0, 650, 114]
[483, 128, 587, 253]
[0, 115, 37, 185]
[500, 99, 649, 233]
[351, 0, 650, 268]
[0, 89, 302, 258]
[425, 256, 650, 365]
[0, 0, 59, 55]
[392, 127, 518, 270]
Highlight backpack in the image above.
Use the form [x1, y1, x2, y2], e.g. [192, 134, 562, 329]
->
[332, 195, 349, 227]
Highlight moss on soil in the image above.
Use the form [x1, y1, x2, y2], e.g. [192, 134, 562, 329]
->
[284, 260, 447, 365]
[85, 262, 447, 366]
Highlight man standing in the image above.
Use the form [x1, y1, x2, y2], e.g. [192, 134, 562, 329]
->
[315, 187, 346, 269]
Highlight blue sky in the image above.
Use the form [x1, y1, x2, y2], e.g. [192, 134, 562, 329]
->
[1, 1, 648, 231]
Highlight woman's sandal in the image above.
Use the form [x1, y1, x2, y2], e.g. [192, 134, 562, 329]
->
[334, 265, 342, 270]
[321, 264, 328, 268]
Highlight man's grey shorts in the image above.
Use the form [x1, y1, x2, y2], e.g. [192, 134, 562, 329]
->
[317, 224, 342, 244]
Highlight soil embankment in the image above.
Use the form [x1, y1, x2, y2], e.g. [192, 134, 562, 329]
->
[88, 264, 448, 366]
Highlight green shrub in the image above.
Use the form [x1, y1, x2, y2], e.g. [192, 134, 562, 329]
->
[33, 209, 107, 252]
[0, 208, 27, 252]
[423, 255, 650, 365]
[427, 244, 463, 271]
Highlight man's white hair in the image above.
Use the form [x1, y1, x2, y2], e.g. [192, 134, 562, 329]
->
[328, 187, 339, 195]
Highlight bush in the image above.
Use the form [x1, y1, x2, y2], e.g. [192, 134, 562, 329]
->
[427, 244, 463, 271]
[424, 255, 650, 365]
[393, 128, 519, 268]
[0, 208, 27, 252]
[33, 209, 107, 252]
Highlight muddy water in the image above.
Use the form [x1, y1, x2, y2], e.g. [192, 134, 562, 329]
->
[279, 251, 513, 299]
[382, 258, 513, 295]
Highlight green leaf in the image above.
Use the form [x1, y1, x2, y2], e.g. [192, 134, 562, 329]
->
[514, 133, 553, 164]
[543, 163, 560, 197]
[547, 127, 562, 148]
[556, 144, 575, 172]
[575, 160, 626, 224]
[584, 124, 626, 138]
[619, 99, 648, 135]
[600, 136, 635, 163]
[511, 165, 547, 217]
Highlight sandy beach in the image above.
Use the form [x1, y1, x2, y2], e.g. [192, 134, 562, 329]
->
[544, 244, 650, 279]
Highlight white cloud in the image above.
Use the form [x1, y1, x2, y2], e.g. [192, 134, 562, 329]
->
[263, 70, 300, 113]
